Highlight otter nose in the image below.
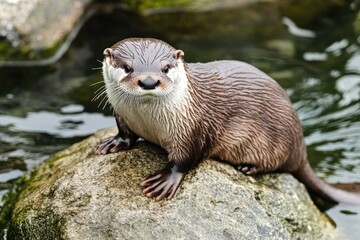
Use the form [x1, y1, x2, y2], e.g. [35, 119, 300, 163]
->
[138, 77, 160, 90]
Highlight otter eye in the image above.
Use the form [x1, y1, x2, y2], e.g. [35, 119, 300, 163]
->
[162, 64, 171, 74]
[123, 64, 133, 74]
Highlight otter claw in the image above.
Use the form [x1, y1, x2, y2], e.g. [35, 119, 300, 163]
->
[140, 165, 185, 201]
[95, 136, 131, 154]
[237, 164, 258, 175]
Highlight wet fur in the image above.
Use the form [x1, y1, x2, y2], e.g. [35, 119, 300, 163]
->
[98, 38, 360, 204]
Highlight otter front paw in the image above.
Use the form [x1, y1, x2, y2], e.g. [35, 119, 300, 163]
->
[95, 136, 131, 154]
[140, 166, 185, 201]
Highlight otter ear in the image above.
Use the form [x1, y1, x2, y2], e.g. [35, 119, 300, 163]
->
[174, 50, 184, 60]
[103, 48, 113, 64]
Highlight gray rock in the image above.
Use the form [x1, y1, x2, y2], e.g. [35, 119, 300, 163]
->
[7, 128, 336, 240]
[0, 0, 91, 49]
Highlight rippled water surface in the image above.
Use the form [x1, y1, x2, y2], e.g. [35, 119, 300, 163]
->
[1, 1, 360, 238]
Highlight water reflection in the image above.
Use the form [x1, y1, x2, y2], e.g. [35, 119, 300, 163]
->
[336, 74, 360, 105]
[282, 17, 316, 38]
[303, 52, 328, 61]
[0, 170, 23, 182]
[346, 50, 360, 72]
[0, 110, 113, 137]
[60, 104, 85, 113]
[326, 39, 349, 55]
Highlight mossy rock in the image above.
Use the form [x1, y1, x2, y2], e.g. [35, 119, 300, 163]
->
[1, 128, 337, 240]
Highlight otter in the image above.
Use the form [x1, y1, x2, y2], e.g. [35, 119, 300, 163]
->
[96, 37, 360, 204]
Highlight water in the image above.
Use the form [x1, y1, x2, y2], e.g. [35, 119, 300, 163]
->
[1, 1, 360, 238]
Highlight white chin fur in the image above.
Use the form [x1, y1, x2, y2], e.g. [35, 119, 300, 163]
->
[102, 62, 127, 86]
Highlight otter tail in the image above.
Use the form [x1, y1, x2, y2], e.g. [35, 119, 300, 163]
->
[294, 162, 360, 205]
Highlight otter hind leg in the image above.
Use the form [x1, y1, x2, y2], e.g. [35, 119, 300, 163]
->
[236, 164, 258, 175]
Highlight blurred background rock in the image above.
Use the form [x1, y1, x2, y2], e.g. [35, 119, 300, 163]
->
[0, 0, 353, 61]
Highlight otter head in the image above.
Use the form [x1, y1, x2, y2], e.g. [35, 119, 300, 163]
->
[102, 38, 187, 105]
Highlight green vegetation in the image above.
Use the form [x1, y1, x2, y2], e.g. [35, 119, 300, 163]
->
[120, 0, 213, 11]
[354, 11, 360, 34]
[0, 174, 31, 238]
[0, 38, 62, 62]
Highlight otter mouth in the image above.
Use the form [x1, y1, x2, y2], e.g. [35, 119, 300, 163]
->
[134, 90, 161, 99]
[135, 89, 174, 103]
[139, 92, 158, 98]
[137, 87, 172, 98]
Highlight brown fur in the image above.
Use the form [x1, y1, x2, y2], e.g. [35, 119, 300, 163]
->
[185, 61, 304, 173]
[97, 38, 360, 204]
